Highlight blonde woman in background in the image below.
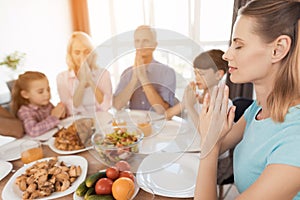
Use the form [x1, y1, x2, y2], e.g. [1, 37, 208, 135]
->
[57, 31, 112, 116]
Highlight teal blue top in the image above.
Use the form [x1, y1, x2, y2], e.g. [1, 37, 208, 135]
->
[234, 101, 300, 199]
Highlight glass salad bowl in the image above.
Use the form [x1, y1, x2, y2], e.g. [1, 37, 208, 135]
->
[91, 125, 144, 166]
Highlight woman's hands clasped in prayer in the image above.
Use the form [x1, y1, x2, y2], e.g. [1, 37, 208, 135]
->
[198, 84, 235, 158]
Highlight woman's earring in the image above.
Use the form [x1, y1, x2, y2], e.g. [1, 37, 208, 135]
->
[273, 50, 276, 55]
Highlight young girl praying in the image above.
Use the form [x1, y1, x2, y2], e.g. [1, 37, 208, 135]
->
[11, 71, 66, 137]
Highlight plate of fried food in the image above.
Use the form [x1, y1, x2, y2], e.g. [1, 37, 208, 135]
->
[2, 156, 87, 200]
[47, 118, 95, 155]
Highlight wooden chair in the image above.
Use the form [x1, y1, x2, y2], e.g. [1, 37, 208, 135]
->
[6, 80, 15, 92]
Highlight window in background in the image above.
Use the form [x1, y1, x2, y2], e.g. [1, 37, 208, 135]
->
[88, 0, 233, 100]
[0, 0, 72, 105]
[199, 0, 234, 50]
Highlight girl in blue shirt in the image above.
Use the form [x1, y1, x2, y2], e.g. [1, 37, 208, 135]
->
[194, 0, 300, 199]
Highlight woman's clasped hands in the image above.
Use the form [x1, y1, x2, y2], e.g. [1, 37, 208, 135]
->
[77, 61, 93, 88]
[199, 84, 235, 158]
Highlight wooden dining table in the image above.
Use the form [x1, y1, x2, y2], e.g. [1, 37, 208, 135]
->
[1, 111, 198, 199]
[0, 144, 194, 200]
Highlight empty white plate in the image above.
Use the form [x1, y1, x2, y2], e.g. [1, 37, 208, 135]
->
[140, 120, 200, 154]
[136, 152, 200, 198]
[140, 121, 181, 154]
[0, 138, 28, 161]
[0, 160, 13, 181]
[0, 135, 16, 147]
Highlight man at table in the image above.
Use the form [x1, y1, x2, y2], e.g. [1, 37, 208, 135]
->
[0, 106, 24, 138]
[113, 25, 176, 114]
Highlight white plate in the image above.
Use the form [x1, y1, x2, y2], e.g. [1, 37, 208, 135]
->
[139, 121, 181, 154]
[47, 137, 92, 155]
[72, 180, 140, 200]
[0, 135, 16, 147]
[136, 152, 200, 198]
[139, 120, 198, 154]
[2, 155, 88, 200]
[161, 125, 201, 153]
[0, 138, 28, 161]
[0, 160, 13, 181]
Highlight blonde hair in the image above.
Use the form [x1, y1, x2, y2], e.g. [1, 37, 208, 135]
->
[11, 71, 47, 116]
[66, 31, 97, 72]
[240, 0, 300, 122]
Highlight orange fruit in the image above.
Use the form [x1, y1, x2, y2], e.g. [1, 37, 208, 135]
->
[112, 177, 135, 200]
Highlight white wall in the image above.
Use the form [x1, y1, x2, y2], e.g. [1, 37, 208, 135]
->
[0, 0, 72, 104]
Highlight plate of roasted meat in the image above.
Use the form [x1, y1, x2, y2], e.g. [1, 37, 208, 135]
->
[2, 156, 87, 200]
[48, 118, 95, 155]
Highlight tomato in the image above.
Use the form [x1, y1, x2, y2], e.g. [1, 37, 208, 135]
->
[106, 166, 119, 180]
[119, 171, 135, 182]
[115, 160, 131, 171]
[95, 178, 113, 195]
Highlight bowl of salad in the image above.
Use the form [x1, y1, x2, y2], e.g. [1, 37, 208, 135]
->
[91, 125, 144, 166]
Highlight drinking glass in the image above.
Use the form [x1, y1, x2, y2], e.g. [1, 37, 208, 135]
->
[20, 140, 43, 164]
[137, 119, 152, 137]
[112, 117, 127, 127]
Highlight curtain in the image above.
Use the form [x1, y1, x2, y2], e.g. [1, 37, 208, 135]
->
[70, 0, 91, 34]
[226, 0, 253, 100]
